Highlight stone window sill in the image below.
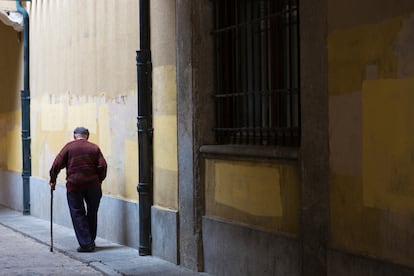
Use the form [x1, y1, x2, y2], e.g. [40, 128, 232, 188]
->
[199, 144, 299, 161]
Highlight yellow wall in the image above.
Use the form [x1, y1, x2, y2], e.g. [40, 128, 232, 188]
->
[205, 159, 300, 235]
[329, 1, 414, 266]
[0, 21, 23, 173]
[0, 111, 22, 172]
[1, 0, 179, 205]
[151, 0, 178, 210]
[28, 0, 140, 201]
[363, 79, 414, 212]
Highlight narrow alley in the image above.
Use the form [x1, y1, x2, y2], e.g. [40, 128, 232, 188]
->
[2, 0, 414, 275]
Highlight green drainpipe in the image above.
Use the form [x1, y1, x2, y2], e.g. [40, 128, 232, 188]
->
[16, 0, 31, 215]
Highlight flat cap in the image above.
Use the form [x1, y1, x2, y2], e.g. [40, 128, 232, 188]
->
[73, 126, 89, 135]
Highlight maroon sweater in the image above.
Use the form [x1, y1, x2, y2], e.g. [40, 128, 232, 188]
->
[50, 139, 107, 192]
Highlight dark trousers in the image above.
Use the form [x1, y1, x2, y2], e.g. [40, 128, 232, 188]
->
[67, 185, 102, 247]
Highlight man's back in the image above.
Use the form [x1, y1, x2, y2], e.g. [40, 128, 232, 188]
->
[50, 139, 107, 192]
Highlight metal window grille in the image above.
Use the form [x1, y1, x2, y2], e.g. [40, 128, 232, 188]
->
[213, 0, 300, 146]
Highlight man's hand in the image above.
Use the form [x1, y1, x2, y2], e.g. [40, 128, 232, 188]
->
[50, 182, 56, 191]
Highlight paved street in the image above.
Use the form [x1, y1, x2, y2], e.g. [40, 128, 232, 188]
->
[0, 223, 102, 275]
[0, 207, 209, 276]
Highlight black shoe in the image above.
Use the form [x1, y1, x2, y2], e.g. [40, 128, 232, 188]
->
[77, 244, 95, 253]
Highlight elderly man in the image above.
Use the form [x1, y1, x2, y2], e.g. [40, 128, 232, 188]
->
[49, 127, 107, 252]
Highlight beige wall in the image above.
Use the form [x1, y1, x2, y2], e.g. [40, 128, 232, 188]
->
[329, 0, 414, 267]
[151, 0, 178, 210]
[28, 0, 140, 200]
[0, 0, 17, 10]
[1, 0, 180, 206]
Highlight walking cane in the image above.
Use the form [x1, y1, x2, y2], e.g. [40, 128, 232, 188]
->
[50, 188, 54, 252]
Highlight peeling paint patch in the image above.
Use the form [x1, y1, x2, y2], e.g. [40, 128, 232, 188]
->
[154, 168, 178, 210]
[328, 16, 401, 96]
[153, 115, 177, 172]
[214, 161, 282, 217]
[396, 14, 414, 77]
[153, 65, 177, 116]
[33, 93, 138, 201]
[205, 159, 300, 234]
[329, 91, 362, 176]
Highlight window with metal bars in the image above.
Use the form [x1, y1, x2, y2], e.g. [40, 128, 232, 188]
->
[213, 0, 300, 146]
